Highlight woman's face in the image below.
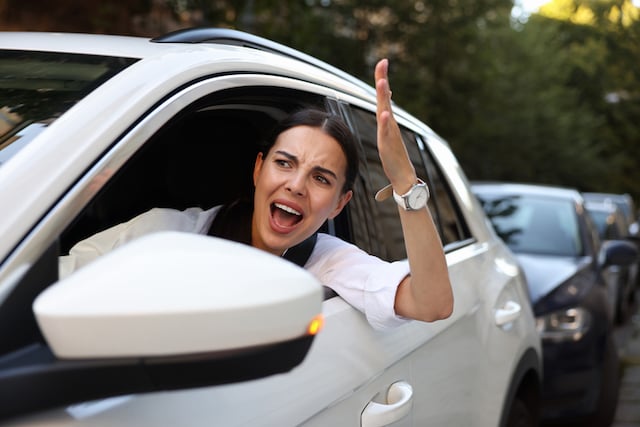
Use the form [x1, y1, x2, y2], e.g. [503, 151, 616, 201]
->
[252, 125, 352, 256]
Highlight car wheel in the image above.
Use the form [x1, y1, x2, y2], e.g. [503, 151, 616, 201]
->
[505, 396, 536, 427]
[585, 334, 620, 427]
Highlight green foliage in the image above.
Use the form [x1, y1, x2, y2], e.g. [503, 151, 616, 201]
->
[156, 0, 640, 203]
[4, 0, 638, 203]
[453, 14, 610, 191]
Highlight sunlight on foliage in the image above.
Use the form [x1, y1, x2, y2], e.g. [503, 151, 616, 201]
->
[539, 0, 639, 25]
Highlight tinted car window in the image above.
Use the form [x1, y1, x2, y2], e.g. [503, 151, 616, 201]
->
[0, 50, 137, 166]
[414, 134, 470, 248]
[349, 106, 469, 260]
[480, 195, 582, 256]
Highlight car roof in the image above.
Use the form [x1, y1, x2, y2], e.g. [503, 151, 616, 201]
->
[0, 29, 379, 98]
[471, 181, 584, 203]
[0, 31, 167, 57]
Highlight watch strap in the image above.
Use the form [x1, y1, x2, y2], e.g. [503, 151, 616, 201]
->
[394, 179, 428, 210]
[375, 179, 429, 209]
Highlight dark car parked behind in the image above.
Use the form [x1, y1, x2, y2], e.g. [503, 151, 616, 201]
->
[584, 192, 640, 288]
[584, 198, 638, 323]
[473, 182, 638, 427]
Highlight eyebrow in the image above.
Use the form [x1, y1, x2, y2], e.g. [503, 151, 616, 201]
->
[274, 150, 339, 181]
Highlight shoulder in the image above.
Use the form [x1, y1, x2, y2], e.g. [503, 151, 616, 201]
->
[126, 206, 221, 234]
[309, 233, 374, 266]
[315, 232, 358, 250]
[309, 233, 409, 286]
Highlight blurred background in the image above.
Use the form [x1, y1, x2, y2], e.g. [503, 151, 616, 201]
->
[1, 0, 638, 203]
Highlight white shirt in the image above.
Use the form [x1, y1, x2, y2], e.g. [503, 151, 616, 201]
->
[59, 207, 410, 330]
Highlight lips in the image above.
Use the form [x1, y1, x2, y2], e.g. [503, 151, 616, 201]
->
[271, 202, 303, 229]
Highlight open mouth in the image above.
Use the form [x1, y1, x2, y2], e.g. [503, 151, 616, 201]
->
[271, 202, 303, 227]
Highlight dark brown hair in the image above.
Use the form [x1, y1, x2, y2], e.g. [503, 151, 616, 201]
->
[262, 108, 360, 193]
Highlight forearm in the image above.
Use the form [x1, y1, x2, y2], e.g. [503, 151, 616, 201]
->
[373, 58, 453, 322]
[394, 203, 454, 322]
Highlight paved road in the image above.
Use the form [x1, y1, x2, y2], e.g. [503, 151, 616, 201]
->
[613, 307, 640, 426]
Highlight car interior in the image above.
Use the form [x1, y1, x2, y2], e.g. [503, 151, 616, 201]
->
[59, 87, 346, 256]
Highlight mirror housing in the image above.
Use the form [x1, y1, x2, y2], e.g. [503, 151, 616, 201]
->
[35, 232, 322, 359]
[2, 232, 323, 420]
[599, 239, 639, 269]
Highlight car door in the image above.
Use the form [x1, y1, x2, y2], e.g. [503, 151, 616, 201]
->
[321, 104, 492, 425]
[293, 102, 537, 426]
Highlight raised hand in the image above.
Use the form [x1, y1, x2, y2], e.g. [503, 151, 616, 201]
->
[374, 59, 417, 195]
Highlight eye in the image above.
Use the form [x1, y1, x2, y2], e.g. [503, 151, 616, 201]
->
[314, 174, 330, 185]
[275, 159, 291, 168]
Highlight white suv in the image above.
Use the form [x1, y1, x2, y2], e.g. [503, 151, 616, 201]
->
[0, 28, 541, 426]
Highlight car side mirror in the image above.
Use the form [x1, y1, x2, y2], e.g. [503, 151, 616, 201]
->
[598, 239, 639, 269]
[3, 232, 323, 420]
[626, 221, 640, 243]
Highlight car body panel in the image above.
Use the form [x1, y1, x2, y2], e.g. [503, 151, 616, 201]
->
[516, 254, 592, 302]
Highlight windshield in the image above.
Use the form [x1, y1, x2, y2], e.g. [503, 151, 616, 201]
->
[478, 193, 582, 256]
[0, 50, 137, 166]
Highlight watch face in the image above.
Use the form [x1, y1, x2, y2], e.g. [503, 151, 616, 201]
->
[408, 186, 428, 209]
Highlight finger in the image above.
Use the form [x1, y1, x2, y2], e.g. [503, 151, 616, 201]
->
[376, 78, 391, 108]
[375, 60, 393, 119]
[377, 110, 390, 139]
[374, 58, 388, 83]
[375, 59, 390, 98]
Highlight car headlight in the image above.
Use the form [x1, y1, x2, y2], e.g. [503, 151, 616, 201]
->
[535, 307, 591, 342]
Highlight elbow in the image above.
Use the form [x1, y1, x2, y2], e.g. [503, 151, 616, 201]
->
[420, 290, 454, 322]
[397, 276, 454, 323]
[427, 298, 454, 322]
[437, 298, 454, 320]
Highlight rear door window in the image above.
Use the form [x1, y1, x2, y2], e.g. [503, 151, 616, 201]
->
[348, 106, 471, 260]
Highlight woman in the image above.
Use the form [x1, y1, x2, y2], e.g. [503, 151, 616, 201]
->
[59, 59, 453, 330]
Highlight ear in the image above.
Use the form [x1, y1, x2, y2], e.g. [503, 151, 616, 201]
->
[328, 190, 353, 219]
[253, 152, 264, 186]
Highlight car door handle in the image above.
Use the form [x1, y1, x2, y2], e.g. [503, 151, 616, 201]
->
[361, 381, 413, 427]
[495, 301, 522, 326]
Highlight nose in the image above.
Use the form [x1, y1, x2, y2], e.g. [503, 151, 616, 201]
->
[285, 172, 307, 197]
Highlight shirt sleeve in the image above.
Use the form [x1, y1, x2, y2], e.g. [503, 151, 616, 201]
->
[305, 233, 411, 330]
[59, 206, 220, 279]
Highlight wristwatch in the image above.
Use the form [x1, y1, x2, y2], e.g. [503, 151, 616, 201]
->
[375, 179, 430, 210]
[393, 179, 429, 211]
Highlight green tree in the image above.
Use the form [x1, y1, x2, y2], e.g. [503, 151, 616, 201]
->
[534, 0, 640, 199]
[462, 14, 608, 189]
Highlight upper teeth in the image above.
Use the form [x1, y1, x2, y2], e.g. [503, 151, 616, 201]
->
[275, 203, 301, 216]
